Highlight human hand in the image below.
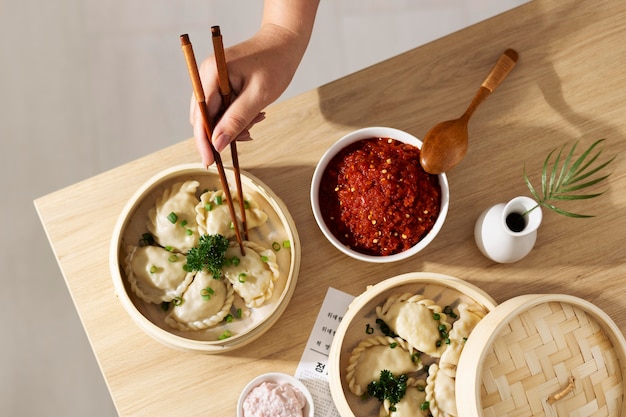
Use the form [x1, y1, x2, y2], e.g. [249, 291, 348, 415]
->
[190, 24, 308, 166]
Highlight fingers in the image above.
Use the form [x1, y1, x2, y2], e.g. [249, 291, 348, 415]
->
[211, 91, 268, 153]
[191, 91, 266, 166]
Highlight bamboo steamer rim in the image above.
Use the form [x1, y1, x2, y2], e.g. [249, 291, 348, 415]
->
[328, 272, 498, 417]
[456, 294, 626, 417]
[109, 163, 301, 353]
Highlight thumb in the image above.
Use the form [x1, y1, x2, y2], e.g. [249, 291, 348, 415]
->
[211, 91, 265, 152]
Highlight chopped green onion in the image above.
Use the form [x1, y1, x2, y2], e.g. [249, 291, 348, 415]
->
[200, 288, 213, 300]
[231, 257, 240, 266]
[167, 212, 178, 224]
[205, 202, 213, 211]
[390, 342, 398, 349]
[224, 314, 233, 323]
[218, 330, 232, 340]
[260, 255, 269, 263]
[411, 352, 420, 364]
[180, 219, 188, 227]
[183, 264, 191, 272]
[244, 200, 251, 209]
[186, 228, 193, 236]
[165, 245, 174, 252]
[168, 254, 179, 262]
[236, 308, 242, 318]
[420, 401, 430, 411]
[139, 233, 155, 246]
[229, 222, 234, 229]
[433, 312, 441, 321]
[272, 241, 281, 251]
[160, 301, 170, 311]
[172, 297, 183, 306]
[149, 265, 158, 274]
[238, 273, 247, 283]
[283, 240, 291, 248]
[215, 195, 223, 205]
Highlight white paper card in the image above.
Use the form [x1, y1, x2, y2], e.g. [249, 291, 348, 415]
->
[295, 287, 355, 417]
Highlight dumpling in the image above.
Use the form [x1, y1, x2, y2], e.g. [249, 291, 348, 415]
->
[195, 190, 268, 238]
[164, 270, 234, 331]
[346, 336, 422, 397]
[376, 293, 451, 357]
[439, 303, 486, 377]
[221, 241, 279, 308]
[124, 245, 194, 304]
[379, 382, 429, 417]
[425, 364, 457, 417]
[147, 180, 200, 253]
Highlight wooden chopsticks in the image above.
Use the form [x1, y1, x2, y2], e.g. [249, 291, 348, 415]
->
[211, 26, 248, 240]
[180, 33, 245, 255]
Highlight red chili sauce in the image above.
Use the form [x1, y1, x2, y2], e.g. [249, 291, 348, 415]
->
[319, 137, 441, 256]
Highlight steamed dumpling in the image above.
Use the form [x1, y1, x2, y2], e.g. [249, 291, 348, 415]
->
[195, 190, 268, 238]
[376, 293, 451, 357]
[124, 245, 194, 304]
[147, 180, 200, 253]
[439, 303, 486, 377]
[221, 241, 279, 308]
[426, 364, 457, 417]
[164, 270, 234, 331]
[346, 336, 422, 396]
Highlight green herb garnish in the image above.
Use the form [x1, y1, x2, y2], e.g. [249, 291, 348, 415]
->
[376, 318, 398, 338]
[185, 234, 229, 278]
[367, 370, 407, 410]
[524, 139, 614, 218]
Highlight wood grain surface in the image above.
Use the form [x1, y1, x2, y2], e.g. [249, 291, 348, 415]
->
[35, 1, 626, 415]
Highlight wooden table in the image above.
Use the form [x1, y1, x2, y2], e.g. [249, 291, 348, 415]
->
[35, 0, 626, 415]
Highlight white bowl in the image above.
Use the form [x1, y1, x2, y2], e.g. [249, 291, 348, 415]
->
[110, 163, 301, 353]
[237, 372, 314, 417]
[310, 127, 449, 263]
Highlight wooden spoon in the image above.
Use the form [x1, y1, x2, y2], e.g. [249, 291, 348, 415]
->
[419, 49, 519, 174]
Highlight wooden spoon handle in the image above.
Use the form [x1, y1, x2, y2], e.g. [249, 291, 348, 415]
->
[482, 48, 518, 92]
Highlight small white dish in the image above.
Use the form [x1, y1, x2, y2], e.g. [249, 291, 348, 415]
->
[237, 372, 314, 417]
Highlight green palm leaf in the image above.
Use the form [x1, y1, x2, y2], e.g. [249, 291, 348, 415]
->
[523, 139, 614, 218]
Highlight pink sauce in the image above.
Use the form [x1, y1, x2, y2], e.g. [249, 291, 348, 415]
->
[243, 381, 306, 417]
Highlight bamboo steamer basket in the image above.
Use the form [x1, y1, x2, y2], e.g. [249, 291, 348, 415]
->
[328, 272, 498, 416]
[329, 273, 626, 417]
[456, 294, 626, 417]
[110, 163, 301, 353]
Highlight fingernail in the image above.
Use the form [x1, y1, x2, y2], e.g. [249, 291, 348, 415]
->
[214, 133, 231, 152]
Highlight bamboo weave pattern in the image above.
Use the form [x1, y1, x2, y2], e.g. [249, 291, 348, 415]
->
[479, 302, 623, 417]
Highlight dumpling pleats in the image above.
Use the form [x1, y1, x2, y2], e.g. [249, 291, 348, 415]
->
[147, 180, 200, 253]
[346, 336, 422, 397]
[124, 245, 194, 304]
[195, 190, 268, 238]
[222, 241, 279, 308]
[165, 270, 234, 331]
[376, 293, 451, 358]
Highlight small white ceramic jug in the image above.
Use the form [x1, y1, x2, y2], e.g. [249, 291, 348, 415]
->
[474, 196, 542, 263]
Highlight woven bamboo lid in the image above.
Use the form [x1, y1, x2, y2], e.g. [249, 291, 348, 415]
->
[456, 294, 626, 417]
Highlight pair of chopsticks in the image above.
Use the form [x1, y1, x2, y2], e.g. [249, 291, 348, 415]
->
[180, 27, 248, 255]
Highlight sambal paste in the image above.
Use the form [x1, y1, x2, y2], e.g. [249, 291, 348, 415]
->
[319, 137, 441, 256]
